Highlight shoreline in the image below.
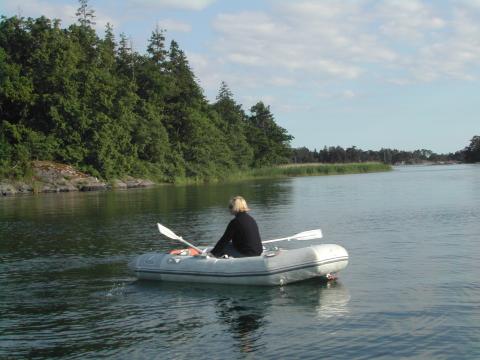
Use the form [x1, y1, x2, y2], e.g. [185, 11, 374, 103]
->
[0, 161, 156, 197]
[1, 161, 392, 196]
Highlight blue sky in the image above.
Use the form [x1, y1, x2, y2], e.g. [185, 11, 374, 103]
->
[2, 0, 479, 153]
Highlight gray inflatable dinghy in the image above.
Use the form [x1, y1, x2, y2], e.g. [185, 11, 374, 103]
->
[130, 244, 348, 286]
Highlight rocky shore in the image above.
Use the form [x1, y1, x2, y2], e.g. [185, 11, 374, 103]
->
[0, 161, 155, 196]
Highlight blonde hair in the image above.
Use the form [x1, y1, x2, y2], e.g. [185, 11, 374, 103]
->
[228, 196, 250, 213]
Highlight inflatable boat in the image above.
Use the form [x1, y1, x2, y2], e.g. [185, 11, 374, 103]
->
[129, 244, 349, 286]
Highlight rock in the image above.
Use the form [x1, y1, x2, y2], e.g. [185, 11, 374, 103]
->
[111, 179, 127, 189]
[16, 182, 33, 194]
[57, 184, 78, 192]
[0, 183, 17, 196]
[77, 177, 107, 192]
[124, 178, 155, 188]
[79, 184, 107, 192]
[125, 178, 142, 188]
[1, 161, 155, 196]
[41, 184, 59, 193]
[139, 179, 155, 187]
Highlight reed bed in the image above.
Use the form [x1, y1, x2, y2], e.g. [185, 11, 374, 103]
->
[231, 162, 392, 181]
[170, 162, 391, 184]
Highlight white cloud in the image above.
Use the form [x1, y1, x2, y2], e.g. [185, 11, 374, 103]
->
[202, 0, 480, 93]
[128, 0, 216, 11]
[316, 89, 358, 100]
[158, 19, 191, 32]
[5, 0, 77, 25]
[227, 53, 264, 66]
[8, 0, 480, 94]
[406, 9, 480, 81]
[375, 0, 446, 41]
[269, 77, 296, 87]
[187, 52, 224, 95]
[241, 94, 276, 109]
[457, 0, 480, 9]
[211, 7, 385, 82]
[342, 90, 356, 99]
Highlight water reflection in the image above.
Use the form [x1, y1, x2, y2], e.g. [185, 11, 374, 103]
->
[131, 279, 350, 354]
[275, 280, 351, 319]
[0, 179, 295, 259]
[215, 298, 266, 353]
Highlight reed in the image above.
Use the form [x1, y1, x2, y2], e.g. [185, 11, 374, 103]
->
[171, 162, 391, 184]
[231, 162, 391, 181]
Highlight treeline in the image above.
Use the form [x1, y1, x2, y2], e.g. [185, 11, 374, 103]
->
[0, 2, 292, 182]
[463, 136, 480, 163]
[292, 143, 474, 165]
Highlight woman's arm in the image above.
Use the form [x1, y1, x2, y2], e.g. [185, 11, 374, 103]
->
[211, 220, 235, 257]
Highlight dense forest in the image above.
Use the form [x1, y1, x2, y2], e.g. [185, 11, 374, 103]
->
[291, 145, 468, 165]
[1, 1, 478, 184]
[292, 135, 480, 165]
[0, 2, 292, 182]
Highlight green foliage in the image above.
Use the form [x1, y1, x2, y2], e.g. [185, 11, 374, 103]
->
[247, 102, 293, 166]
[0, 120, 58, 177]
[2, 8, 473, 184]
[0, 131, 13, 178]
[464, 135, 480, 163]
[0, 9, 294, 182]
[212, 82, 253, 168]
[228, 163, 392, 181]
[294, 145, 463, 165]
[76, 0, 96, 27]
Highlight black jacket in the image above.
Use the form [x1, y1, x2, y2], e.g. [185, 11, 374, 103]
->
[211, 212, 262, 257]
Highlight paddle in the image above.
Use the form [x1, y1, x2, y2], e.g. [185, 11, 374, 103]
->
[262, 229, 323, 244]
[157, 223, 322, 250]
[157, 223, 204, 253]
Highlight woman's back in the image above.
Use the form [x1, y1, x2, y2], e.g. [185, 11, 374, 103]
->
[211, 196, 263, 257]
[230, 212, 262, 256]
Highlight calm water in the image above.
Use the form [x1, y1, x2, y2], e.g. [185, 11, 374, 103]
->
[1, 165, 479, 359]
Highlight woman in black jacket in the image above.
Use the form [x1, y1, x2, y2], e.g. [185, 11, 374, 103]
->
[210, 196, 263, 258]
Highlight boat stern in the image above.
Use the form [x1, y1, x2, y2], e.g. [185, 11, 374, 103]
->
[310, 244, 349, 276]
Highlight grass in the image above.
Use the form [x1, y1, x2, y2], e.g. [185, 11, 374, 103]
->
[1, 162, 392, 192]
[234, 162, 392, 180]
[173, 162, 392, 184]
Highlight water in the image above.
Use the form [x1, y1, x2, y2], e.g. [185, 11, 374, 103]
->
[1, 165, 479, 359]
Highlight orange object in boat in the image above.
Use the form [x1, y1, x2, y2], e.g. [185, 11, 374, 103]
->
[169, 248, 201, 256]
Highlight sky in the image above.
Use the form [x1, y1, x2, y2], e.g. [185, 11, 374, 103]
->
[1, 0, 479, 153]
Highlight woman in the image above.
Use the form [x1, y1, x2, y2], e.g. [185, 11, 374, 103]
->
[210, 196, 263, 258]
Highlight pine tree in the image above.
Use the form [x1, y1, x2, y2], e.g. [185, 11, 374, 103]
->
[248, 102, 293, 166]
[147, 26, 167, 65]
[76, 0, 96, 27]
[212, 82, 253, 167]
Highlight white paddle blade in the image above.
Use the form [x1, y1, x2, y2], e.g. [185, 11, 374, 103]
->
[157, 223, 203, 253]
[292, 229, 323, 241]
[263, 229, 323, 244]
[157, 223, 181, 240]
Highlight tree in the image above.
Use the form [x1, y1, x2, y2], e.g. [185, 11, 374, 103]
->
[147, 26, 167, 65]
[76, 0, 96, 27]
[464, 135, 480, 163]
[248, 102, 293, 166]
[117, 33, 136, 81]
[0, 13, 299, 182]
[212, 82, 253, 168]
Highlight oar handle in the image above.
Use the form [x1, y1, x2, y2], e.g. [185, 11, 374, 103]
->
[177, 237, 204, 253]
[262, 229, 323, 244]
[262, 237, 291, 244]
